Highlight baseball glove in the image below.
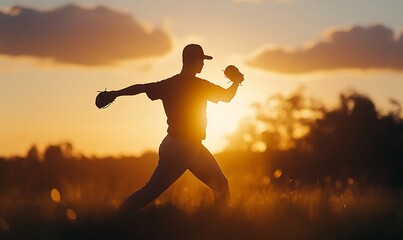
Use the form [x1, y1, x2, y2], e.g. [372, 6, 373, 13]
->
[95, 89, 116, 109]
[224, 65, 244, 84]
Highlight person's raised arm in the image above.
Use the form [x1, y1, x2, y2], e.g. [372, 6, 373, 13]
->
[219, 81, 241, 103]
[218, 65, 244, 102]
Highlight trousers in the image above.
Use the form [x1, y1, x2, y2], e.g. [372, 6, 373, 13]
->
[120, 135, 230, 212]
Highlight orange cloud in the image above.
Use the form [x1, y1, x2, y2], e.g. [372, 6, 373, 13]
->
[247, 24, 403, 74]
[0, 4, 172, 65]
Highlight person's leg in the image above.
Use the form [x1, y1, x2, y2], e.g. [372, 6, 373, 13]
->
[188, 144, 230, 207]
[119, 136, 188, 214]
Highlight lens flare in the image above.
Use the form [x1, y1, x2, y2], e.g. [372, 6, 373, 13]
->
[50, 188, 61, 203]
[66, 208, 77, 221]
[273, 169, 283, 179]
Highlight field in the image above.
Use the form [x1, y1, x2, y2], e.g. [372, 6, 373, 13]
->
[1, 152, 402, 240]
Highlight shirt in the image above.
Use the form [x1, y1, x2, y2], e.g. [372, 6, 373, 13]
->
[144, 74, 227, 141]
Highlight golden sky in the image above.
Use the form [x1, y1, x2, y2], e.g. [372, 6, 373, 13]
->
[1, 1, 403, 156]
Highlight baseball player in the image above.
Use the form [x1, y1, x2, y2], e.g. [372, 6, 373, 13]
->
[96, 44, 244, 214]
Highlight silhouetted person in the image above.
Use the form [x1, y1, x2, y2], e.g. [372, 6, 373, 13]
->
[104, 44, 242, 214]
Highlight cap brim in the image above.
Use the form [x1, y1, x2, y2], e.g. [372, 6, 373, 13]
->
[204, 55, 213, 60]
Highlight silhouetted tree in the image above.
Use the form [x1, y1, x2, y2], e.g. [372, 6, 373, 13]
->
[26, 145, 40, 162]
[227, 90, 403, 187]
[226, 88, 325, 152]
[297, 92, 403, 185]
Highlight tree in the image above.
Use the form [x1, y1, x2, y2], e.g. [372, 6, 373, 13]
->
[226, 88, 325, 152]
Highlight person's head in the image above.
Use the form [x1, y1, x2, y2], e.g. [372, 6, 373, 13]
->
[182, 44, 212, 74]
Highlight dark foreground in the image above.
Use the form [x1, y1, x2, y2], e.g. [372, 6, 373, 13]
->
[1, 188, 402, 240]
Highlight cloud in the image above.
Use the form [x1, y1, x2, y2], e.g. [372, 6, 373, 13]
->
[247, 24, 403, 74]
[0, 4, 173, 65]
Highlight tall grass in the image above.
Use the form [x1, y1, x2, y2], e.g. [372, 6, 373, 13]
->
[1, 170, 402, 240]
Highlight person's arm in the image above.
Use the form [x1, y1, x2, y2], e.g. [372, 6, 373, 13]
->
[109, 84, 147, 99]
[219, 81, 240, 103]
[209, 66, 244, 103]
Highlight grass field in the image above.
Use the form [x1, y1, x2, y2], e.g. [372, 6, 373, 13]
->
[1, 172, 402, 240]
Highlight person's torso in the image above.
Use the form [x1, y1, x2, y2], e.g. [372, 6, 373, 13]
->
[160, 74, 210, 141]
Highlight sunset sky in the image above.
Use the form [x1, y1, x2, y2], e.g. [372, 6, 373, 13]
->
[1, 0, 403, 157]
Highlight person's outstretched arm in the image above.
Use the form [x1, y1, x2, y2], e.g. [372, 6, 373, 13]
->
[111, 84, 147, 98]
[96, 82, 162, 109]
[110, 84, 147, 99]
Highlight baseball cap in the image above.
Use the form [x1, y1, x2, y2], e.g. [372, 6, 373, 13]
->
[182, 44, 213, 61]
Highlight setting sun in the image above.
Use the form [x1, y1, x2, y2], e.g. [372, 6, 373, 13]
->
[205, 101, 249, 151]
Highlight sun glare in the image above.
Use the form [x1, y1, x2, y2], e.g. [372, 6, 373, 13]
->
[206, 102, 248, 151]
